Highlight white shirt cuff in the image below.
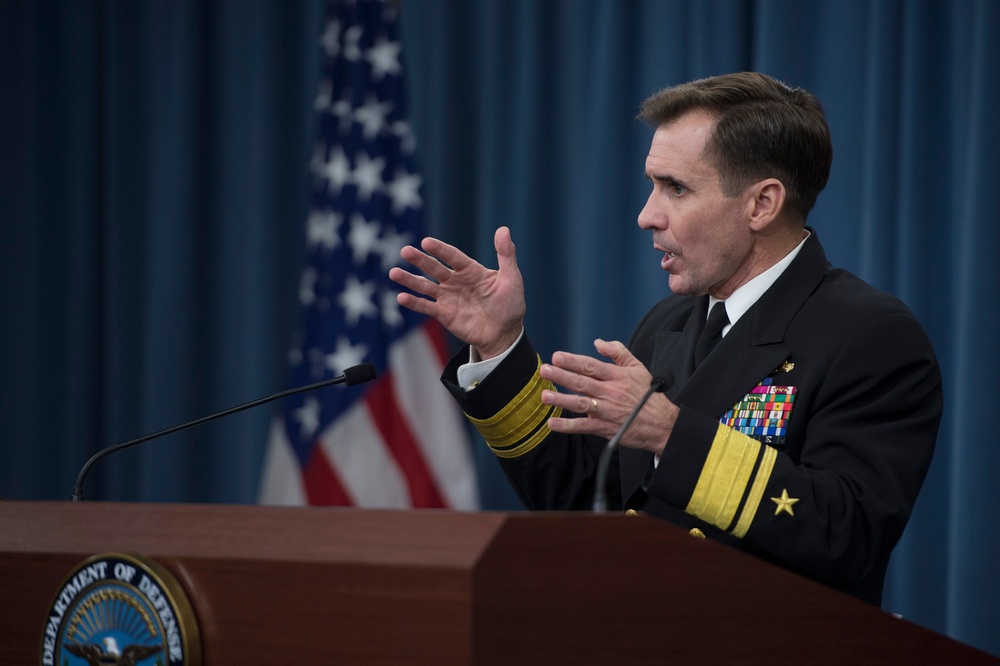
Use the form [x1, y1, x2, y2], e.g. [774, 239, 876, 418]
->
[456, 328, 525, 390]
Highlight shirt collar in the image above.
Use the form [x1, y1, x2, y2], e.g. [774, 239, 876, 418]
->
[708, 230, 810, 335]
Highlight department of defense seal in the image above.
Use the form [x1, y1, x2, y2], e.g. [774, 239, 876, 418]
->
[40, 553, 201, 666]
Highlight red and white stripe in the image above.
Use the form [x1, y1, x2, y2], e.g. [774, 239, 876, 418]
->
[259, 322, 478, 510]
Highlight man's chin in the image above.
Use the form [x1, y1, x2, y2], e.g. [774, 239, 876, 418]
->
[666, 275, 693, 296]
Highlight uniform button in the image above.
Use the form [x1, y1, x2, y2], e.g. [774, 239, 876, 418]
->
[688, 528, 706, 540]
[625, 509, 638, 517]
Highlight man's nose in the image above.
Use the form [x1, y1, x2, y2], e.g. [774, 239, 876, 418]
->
[637, 194, 660, 230]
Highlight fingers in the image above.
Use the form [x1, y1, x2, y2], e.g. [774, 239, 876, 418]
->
[546, 412, 614, 438]
[541, 358, 601, 398]
[389, 244, 448, 313]
[540, 389, 615, 441]
[539, 350, 621, 426]
[388, 265, 437, 298]
[395, 289, 437, 317]
[546, 348, 619, 383]
[419, 236, 477, 273]
[540, 341, 653, 423]
[540, 387, 594, 415]
[398, 243, 453, 284]
[545, 341, 636, 381]
[494, 226, 519, 271]
[494, 227, 526, 289]
[540, 388, 618, 440]
[391, 237, 479, 302]
[397, 231, 513, 286]
[594, 338, 643, 368]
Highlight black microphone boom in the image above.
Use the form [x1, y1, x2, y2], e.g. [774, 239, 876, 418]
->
[70, 362, 377, 502]
[592, 376, 666, 513]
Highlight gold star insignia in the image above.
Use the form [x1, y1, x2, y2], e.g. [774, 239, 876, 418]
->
[771, 488, 799, 517]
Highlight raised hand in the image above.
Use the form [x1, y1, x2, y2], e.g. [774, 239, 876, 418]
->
[389, 226, 526, 359]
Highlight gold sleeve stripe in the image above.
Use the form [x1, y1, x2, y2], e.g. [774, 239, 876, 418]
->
[730, 445, 777, 538]
[489, 407, 561, 458]
[466, 356, 561, 459]
[684, 424, 761, 531]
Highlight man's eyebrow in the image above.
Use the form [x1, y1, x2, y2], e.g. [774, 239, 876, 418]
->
[646, 173, 689, 188]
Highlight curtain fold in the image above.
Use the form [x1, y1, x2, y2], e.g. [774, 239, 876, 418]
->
[1, 0, 998, 656]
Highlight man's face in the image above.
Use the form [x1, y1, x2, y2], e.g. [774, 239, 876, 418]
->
[638, 110, 756, 299]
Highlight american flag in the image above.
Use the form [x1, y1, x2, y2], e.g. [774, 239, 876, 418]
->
[259, 0, 478, 509]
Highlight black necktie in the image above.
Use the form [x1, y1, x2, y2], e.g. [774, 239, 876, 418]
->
[694, 301, 729, 367]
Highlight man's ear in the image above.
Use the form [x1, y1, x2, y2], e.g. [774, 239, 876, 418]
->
[746, 178, 787, 231]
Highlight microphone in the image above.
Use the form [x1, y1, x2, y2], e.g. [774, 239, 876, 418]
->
[71, 362, 377, 502]
[592, 376, 666, 513]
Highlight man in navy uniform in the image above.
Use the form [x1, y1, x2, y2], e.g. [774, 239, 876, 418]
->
[389, 72, 941, 605]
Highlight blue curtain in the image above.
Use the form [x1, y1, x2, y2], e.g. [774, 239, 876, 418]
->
[0, 0, 323, 502]
[1, 0, 997, 656]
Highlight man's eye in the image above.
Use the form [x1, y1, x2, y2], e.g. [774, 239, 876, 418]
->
[671, 184, 686, 196]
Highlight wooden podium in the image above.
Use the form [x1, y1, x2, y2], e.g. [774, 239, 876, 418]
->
[0, 501, 993, 664]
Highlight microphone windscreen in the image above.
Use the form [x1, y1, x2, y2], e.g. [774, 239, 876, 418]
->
[343, 362, 377, 386]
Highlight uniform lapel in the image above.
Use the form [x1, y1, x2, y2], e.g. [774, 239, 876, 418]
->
[618, 298, 707, 499]
[678, 231, 830, 413]
[652, 297, 707, 392]
[618, 231, 831, 504]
